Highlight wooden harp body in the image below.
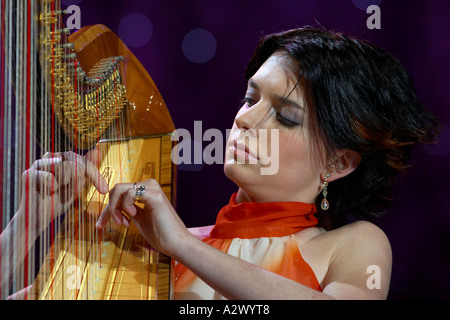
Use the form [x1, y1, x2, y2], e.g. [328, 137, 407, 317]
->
[30, 135, 176, 300]
[1, 2, 176, 300]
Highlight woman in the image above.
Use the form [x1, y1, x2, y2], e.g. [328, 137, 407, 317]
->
[99, 27, 439, 300]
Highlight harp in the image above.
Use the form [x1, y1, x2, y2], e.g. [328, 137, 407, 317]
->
[0, 1, 176, 299]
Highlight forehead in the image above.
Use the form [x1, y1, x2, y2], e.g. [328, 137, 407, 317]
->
[249, 51, 301, 95]
[249, 52, 306, 107]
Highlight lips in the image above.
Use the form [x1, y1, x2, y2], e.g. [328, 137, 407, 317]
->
[232, 139, 259, 161]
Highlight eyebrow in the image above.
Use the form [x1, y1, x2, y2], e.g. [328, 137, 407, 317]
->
[248, 79, 304, 110]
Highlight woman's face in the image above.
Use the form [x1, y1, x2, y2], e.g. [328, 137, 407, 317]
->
[224, 51, 326, 203]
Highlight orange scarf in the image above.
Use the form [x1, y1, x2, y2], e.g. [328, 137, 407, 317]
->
[207, 193, 318, 239]
[175, 194, 322, 295]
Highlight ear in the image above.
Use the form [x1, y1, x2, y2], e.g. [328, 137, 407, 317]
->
[325, 149, 361, 182]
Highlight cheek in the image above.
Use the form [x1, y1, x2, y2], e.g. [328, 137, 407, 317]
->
[280, 136, 305, 165]
[276, 131, 317, 174]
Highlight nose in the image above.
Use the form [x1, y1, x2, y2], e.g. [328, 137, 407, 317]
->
[235, 102, 270, 132]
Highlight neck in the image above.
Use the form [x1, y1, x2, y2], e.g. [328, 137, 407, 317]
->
[236, 187, 317, 204]
[236, 188, 270, 203]
[235, 188, 252, 204]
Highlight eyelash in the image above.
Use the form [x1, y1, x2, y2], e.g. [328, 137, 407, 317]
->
[241, 98, 300, 128]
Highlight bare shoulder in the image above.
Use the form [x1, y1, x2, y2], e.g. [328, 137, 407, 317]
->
[301, 220, 391, 253]
[329, 219, 389, 238]
[324, 221, 392, 299]
[299, 221, 392, 299]
[317, 220, 392, 271]
[330, 220, 391, 254]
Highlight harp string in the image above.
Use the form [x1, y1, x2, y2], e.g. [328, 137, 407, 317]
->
[0, 0, 3, 298]
[38, 0, 46, 300]
[16, 0, 24, 296]
[1, 0, 149, 300]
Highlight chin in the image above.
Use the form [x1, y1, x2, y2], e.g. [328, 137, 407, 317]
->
[224, 160, 252, 187]
[223, 159, 270, 191]
[223, 159, 243, 185]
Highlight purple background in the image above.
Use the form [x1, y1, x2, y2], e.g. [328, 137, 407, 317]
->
[63, 0, 450, 299]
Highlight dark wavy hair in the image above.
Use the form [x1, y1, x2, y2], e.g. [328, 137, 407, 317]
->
[245, 27, 440, 229]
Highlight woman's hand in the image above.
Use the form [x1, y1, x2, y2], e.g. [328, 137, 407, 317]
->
[96, 179, 191, 258]
[17, 151, 109, 236]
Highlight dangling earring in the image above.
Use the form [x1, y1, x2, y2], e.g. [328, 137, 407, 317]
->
[321, 172, 330, 210]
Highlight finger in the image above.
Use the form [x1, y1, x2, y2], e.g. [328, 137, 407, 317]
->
[42, 152, 61, 159]
[112, 208, 125, 225]
[49, 151, 107, 195]
[107, 183, 131, 214]
[96, 205, 111, 229]
[35, 158, 73, 192]
[96, 205, 125, 229]
[22, 168, 60, 195]
[83, 157, 109, 194]
[85, 145, 106, 168]
[60, 151, 109, 194]
[96, 203, 131, 229]
[32, 157, 63, 173]
[58, 160, 73, 187]
[121, 188, 138, 218]
[122, 215, 130, 228]
[100, 183, 134, 227]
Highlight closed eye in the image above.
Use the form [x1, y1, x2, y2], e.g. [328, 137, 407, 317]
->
[275, 109, 302, 127]
[241, 97, 256, 107]
[241, 98, 303, 128]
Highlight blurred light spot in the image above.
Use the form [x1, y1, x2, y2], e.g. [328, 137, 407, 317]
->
[118, 13, 153, 48]
[182, 28, 217, 64]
